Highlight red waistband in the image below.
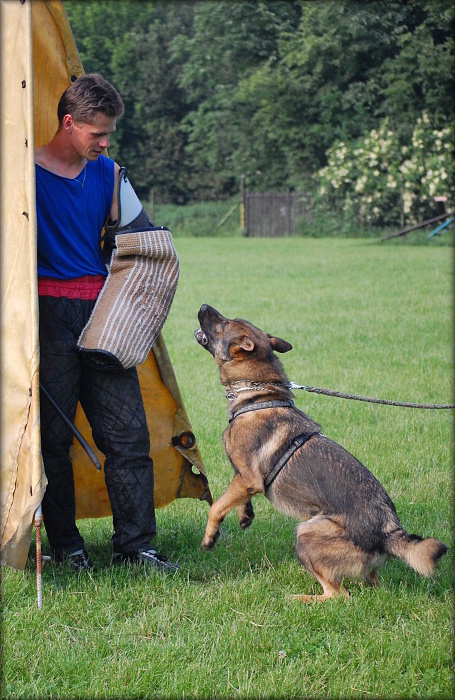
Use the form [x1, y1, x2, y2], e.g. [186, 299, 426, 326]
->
[38, 275, 106, 300]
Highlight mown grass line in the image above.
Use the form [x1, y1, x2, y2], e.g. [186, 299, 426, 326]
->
[2, 238, 452, 699]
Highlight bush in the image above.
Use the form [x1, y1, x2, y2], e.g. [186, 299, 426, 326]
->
[315, 113, 454, 227]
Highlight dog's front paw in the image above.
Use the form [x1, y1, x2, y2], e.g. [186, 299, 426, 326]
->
[238, 502, 255, 530]
[201, 529, 220, 550]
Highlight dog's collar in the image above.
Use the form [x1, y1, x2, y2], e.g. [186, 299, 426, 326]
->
[224, 380, 290, 402]
[228, 399, 295, 423]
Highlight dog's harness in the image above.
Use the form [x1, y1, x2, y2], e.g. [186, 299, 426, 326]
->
[264, 432, 317, 490]
[228, 399, 294, 423]
[227, 398, 320, 490]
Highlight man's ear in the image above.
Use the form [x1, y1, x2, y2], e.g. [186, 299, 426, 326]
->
[62, 114, 73, 132]
[268, 335, 292, 353]
[230, 336, 255, 356]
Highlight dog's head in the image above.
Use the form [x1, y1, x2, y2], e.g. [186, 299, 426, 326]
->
[195, 304, 292, 381]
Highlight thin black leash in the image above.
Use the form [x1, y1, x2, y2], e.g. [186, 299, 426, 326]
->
[287, 382, 454, 410]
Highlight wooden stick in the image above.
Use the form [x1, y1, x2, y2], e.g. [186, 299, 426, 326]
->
[380, 211, 453, 241]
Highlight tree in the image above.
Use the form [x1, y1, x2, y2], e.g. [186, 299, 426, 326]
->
[171, 0, 301, 197]
[65, 0, 194, 200]
[64, 0, 454, 207]
[236, 0, 429, 188]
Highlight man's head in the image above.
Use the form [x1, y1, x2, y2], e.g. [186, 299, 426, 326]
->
[57, 74, 124, 160]
[57, 73, 124, 127]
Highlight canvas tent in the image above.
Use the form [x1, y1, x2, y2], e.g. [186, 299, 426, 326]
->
[0, 0, 211, 571]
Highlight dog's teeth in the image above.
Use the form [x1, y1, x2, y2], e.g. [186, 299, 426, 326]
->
[195, 329, 208, 345]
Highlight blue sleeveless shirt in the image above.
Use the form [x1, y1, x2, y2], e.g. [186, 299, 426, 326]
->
[36, 155, 114, 279]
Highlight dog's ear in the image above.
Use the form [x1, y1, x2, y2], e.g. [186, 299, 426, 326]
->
[230, 336, 255, 356]
[268, 335, 292, 353]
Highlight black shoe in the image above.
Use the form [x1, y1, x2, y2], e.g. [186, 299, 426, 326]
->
[54, 548, 93, 571]
[112, 547, 179, 571]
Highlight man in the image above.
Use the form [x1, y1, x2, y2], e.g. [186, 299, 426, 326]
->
[35, 73, 178, 571]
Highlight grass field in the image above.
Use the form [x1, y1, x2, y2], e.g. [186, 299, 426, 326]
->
[2, 237, 453, 699]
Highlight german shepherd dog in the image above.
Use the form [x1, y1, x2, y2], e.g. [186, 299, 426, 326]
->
[195, 304, 447, 602]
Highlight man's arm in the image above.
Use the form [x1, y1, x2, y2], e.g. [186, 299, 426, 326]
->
[110, 162, 121, 222]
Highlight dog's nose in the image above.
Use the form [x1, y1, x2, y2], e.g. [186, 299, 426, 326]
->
[199, 303, 217, 319]
[199, 304, 225, 324]
[199, 304, 219, 315]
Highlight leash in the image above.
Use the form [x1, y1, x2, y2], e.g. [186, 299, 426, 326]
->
[287, 382, 455, 410]
[225, 380, 454, 410]
[224, 378, 453, 498]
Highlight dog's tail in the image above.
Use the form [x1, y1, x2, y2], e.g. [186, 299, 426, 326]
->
[384, 528, 447, 577]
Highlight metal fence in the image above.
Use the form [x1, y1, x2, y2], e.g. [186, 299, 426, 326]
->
[244, 191, 313, 237]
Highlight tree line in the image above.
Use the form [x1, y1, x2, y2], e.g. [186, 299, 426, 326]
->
[65, 0, 454, 224]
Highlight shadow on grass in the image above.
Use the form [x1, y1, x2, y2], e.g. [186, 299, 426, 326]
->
[25, 509, 451, 604]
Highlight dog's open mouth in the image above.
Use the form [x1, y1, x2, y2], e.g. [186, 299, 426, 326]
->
[194, 328, 208, 346]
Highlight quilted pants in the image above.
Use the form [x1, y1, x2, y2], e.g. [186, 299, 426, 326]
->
[39, 295, 156, 557]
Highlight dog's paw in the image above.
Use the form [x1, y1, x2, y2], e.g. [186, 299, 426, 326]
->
[201, 530, 220, 550]
[239, 512, 254, 530]
[239, 517, 253, 530]
[238, 502, 255, 530]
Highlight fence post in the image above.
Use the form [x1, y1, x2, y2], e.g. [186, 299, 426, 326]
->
[240, 175, 246, 235]
[286, 188, 291, 235]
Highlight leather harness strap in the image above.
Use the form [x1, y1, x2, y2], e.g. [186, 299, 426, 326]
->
[227, 398, 320, 490]
[228, 399, 294, 423]
[264, 431, 318, 490]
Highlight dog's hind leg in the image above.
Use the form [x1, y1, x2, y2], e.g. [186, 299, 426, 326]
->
[366, 570, 380, 587]
[201, 473, 263, 550]
[291, 577, 349, 603]
[292, 515, 368, 603]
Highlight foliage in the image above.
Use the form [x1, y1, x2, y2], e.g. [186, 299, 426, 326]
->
[151, 198, 242, 237]
[171, 1, 301, 197]
[315, 113, 454, 226]
[65, 0, 194, 201]
[64, 0, 455, 211]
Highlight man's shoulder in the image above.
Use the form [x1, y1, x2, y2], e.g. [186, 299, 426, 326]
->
[90, 153, 112, 166]
[89, 153, 116, 173]
[34, 145, 48, 167]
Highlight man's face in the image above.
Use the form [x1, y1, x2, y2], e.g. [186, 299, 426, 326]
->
[66, 112, 117, 160]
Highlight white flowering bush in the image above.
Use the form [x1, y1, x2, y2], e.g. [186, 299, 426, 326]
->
[315, 114, 454, 227]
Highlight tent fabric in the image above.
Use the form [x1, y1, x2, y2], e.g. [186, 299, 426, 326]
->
[73, 334, 210, 519]
[0, 0, 210, 571]
[0, 0, 45, 571]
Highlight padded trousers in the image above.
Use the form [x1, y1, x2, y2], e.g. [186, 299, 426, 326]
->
[39, 295, 156, 556]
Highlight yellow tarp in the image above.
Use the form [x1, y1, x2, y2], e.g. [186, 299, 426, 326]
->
[0, 0, 210, 570]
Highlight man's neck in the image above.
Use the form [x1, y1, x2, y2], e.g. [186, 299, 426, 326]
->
[36, 133, 86, 177]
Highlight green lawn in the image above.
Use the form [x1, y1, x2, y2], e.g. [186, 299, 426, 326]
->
[2, 238, 453, 699]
